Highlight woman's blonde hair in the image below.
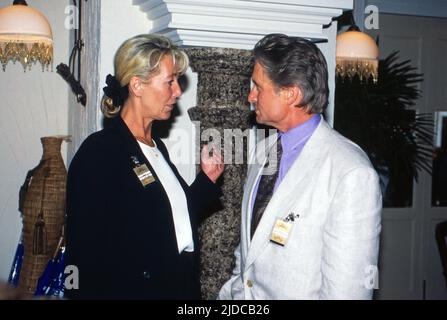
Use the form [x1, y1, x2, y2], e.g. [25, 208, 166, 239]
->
[101, 34, 189, 117]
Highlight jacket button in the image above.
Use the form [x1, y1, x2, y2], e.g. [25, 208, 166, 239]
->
[247, 280, 253, 288]
[142, 271, 151, 279]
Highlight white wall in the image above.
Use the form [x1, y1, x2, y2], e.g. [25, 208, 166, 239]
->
[98, 0, 153, 132]
[0, 0, 70, 281]
[321, 22, 338, 126]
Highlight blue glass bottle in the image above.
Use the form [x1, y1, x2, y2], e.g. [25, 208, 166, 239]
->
[8, 239, 24, 287]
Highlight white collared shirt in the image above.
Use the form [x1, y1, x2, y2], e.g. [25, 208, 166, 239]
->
[138, 141, 194, 254]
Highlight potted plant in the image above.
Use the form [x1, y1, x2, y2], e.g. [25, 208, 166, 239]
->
[334, 51, 433, 207]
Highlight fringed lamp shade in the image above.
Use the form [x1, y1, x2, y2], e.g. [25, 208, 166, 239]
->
[336, 28, 379, 83]
[0, 1, 53, 71]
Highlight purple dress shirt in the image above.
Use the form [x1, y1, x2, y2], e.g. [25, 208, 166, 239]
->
[251, 114, 321, 212]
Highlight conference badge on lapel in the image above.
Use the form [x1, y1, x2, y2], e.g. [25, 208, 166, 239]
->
[131, 155, 155, 187]
[270, 212, 300, 246]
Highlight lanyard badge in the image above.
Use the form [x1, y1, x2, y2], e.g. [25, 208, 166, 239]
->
[270, 212, 300, 246]
[131, 156, 155, 187]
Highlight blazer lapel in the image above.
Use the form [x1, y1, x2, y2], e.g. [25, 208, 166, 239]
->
[245, 119, 332, 270]
[111, 116, 162, 184]
[241, 133, 278, 255]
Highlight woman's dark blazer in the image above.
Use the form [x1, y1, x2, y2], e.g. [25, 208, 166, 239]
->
[65, 116, 221, 300]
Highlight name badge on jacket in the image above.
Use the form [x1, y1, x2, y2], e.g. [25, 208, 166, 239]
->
[131, 156, 155, 187]
[270, 212, 300, 246]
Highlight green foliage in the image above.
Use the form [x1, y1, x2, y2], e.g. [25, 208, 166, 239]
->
[334, 52, 433, 206]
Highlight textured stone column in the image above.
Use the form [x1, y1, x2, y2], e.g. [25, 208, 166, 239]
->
[186, 48, 253, 299]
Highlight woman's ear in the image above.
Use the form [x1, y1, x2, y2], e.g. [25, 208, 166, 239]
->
[128, 76, 143, 98]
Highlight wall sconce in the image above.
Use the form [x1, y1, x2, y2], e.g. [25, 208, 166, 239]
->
[0, 0, 53, 71]
[335, 11, 379, 83]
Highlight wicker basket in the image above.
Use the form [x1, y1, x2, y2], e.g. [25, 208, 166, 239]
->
[18, 136, 67, 294]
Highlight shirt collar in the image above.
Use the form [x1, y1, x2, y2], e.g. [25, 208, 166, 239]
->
[279, 114, 321, 153]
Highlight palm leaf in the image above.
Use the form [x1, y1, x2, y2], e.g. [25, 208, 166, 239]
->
[334, 51, 433, 205]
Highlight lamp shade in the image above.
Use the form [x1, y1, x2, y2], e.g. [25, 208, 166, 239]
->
[336, 30, 379, 82]
[0, 2, 53, 71]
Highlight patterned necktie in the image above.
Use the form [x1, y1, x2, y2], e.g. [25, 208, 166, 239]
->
[251, 138, 283, 239]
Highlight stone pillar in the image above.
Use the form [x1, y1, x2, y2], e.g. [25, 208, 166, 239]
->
[186, 48, 253, 299]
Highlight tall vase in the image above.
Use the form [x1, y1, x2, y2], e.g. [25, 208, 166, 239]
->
[18, 136, 68, 294]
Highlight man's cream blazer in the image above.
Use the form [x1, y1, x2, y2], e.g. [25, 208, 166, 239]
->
[219, 117, 382, 300]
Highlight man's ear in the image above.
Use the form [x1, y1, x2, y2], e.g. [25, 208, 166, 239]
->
[282, 85, 303, 107]
[128, 76, 143, 98]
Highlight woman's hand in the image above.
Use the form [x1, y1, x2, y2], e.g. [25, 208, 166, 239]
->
[200, 144, 224, 183]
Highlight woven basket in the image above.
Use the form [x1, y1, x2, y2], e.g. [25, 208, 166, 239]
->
[18, 136, 67, 294]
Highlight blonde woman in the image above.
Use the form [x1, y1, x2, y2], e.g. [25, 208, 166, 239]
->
[65, 34, 224, 299]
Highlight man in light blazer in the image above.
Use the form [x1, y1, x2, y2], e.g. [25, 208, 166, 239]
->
[219, 34, 382, 300]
